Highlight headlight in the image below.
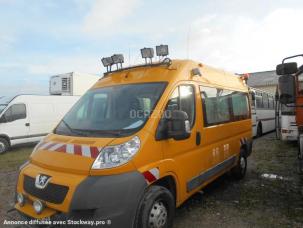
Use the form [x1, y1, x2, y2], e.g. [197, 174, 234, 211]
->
[17, 193, 25, 206]
[92, 136, 140, 169]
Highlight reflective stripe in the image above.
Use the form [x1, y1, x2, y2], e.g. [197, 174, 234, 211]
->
[82, 145, 91, 157]
[48, 143, 64, 151]
[66, 144, 74, 154]
[39, 142, 53, 150]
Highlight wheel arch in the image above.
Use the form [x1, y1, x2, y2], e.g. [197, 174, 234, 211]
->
[0, 134, 11, 146]
[258, 121, 263, 130]
[240, 139, 252, 157]
[151, 174, 178, 206]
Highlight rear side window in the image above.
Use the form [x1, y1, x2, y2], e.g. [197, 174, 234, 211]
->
[256, 96, 263, 108]
[166, 85, 195, 127]
[262, 93, 269, 109]
[231, 92, 250, 120]
[268, 97, 274, 109]
[200, 86, 249, 126]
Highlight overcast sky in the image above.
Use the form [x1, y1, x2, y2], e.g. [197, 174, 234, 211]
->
[0, 0, 303, 96]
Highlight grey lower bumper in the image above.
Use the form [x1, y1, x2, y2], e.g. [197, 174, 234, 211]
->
[69, 171, 147, 228]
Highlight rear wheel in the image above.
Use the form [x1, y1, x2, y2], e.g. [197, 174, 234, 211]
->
[136, 185, 175, 228]
[231, 151, 247, 180]
[0, 138, 9, 155]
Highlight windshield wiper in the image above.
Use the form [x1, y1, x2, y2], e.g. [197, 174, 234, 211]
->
[74, 129, 124, 137]
[60, 120, 89, 136]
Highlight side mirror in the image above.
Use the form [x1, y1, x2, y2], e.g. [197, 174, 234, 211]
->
[276, 62, 298, 75]
[278, 75, 296, 104]
[167, 110, 191, 140]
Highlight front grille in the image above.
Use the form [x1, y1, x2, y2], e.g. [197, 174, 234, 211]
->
[23, 175, 69, 204]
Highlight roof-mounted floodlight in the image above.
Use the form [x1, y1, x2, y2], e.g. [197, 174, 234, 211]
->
[112, 54, 124, 70]
[141, 47, 154, 64]
[101, 57, 114, 72]
[156, 45, 169, 58]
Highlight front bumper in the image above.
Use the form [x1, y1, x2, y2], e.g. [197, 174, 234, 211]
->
[15, 164, 147, 228]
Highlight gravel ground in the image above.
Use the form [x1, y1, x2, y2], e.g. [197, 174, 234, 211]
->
[174, 133, 303, 228]
[1, 133, 303, 227]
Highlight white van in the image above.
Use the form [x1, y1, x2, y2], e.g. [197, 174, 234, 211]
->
[0, 95, 79, 154]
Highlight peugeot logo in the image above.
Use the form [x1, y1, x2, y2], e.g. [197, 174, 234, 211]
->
[35, 174, 51, 189]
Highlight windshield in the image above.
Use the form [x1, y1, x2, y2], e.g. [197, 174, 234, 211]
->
[55, 82, 167, 137]
[0, 104, 6, 114]
[0, 96, 14, 114]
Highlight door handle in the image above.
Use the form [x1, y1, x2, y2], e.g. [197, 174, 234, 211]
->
[25, 123, 30, 127]
[196, 131, 201, 146]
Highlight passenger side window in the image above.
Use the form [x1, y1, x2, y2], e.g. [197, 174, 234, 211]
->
[268, 97, 274, 109]
[200, 87, 232, 125]
[166, 85, 195, 127]
[180, 85, 195, 127]
[262, 94, 269, 109]
[200, 86, 249, 126]
[256, 96, 263, 108]
[231, 92, 250, 120]
[3, 104, 26, 122]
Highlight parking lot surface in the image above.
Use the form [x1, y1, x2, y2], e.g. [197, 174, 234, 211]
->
[1, 133, 303, 227]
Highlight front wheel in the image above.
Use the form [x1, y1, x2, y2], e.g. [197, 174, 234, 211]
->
[136, 185, 175, 228]
[231, 152, 247, 180]
[0, 138, 9, 155]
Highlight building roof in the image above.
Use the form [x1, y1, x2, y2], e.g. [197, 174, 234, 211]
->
[247, 70, 278, 87]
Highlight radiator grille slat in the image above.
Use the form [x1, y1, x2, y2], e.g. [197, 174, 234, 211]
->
[23, 175, 69, 204]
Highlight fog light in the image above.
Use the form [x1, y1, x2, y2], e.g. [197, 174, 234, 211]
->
[17, 193, 25, 207]
[33, 200, 44, 214]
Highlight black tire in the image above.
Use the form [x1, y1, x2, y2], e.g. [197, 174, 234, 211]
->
[136, 185, 175, 228]
[0, 138, 9, 155]
[257, 123, 262, 138]
[231, 151, 247, 180]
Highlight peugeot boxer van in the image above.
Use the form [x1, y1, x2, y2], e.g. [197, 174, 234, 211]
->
[15, 56, 252, 228]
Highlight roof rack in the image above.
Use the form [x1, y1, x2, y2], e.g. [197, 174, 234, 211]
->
[103, 58, 172, 76]
[102, 44, 170, 76]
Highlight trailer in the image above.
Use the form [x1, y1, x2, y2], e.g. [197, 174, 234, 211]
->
[49, 72, 100, 96]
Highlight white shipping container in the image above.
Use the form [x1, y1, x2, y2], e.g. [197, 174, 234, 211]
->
[49, 72, 100, 96]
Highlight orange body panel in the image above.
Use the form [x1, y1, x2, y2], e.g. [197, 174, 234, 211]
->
[296, 96, 303, 127]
